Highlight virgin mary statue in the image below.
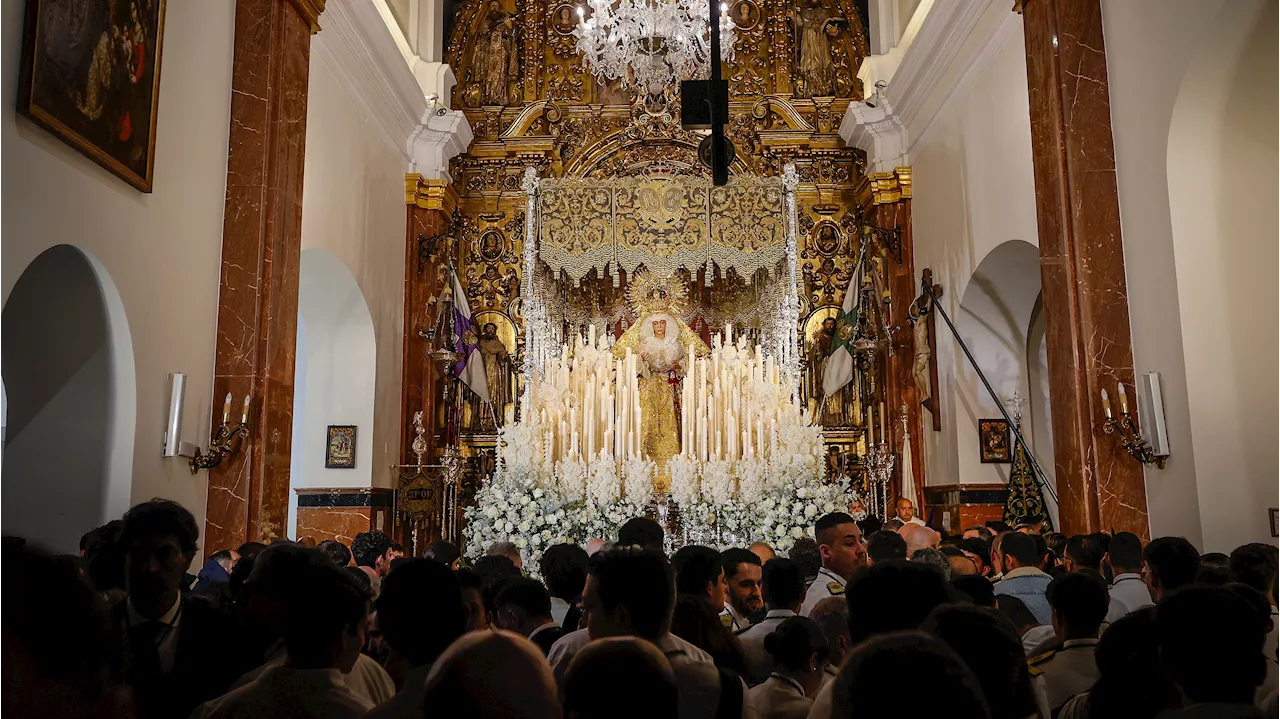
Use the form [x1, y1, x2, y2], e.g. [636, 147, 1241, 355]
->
[613, 272, 709, 489]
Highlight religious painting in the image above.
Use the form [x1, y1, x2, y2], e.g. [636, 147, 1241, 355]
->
[812, 222, 842, 257]
[325, 425, 357, 469]
[979, 419, 1011, 464]
[18, 0, 167, 192]
[478, 230, 505, 262]
[552, 3, 577, 35]
[732, 0, 760, 30]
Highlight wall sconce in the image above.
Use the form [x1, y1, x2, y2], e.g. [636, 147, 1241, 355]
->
[1101, 380, 1167, 469]
[186, 393, 251, 475]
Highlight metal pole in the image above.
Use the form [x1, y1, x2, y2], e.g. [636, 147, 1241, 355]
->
[921, 283, 1059, 504]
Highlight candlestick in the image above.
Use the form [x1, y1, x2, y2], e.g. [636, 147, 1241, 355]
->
[1117, 384, 1129, 414]
[1101, 389, 1112, 419]
[222, 392, 232, 424]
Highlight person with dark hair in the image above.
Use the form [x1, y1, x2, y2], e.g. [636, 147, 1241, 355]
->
[809, 597, 850, 686]
[192, 562, 373, 718]
[672, 545, 727, 609]
[476, 556, 524, 629]
[960, 536, 994, 579]
[963, 525, 995, 543]
[351, 530, 394, 589]
[721, 548, 764, 632]
[191, 548, 239, 608]
[456, 568, 489, 632]
[4, 541, 131, 719]
[82, 519, 126, 600]
[921, 604, 1039, 719]
[856, 514, 883, 537]
[1103, 531, 1151, 623]
[670, 593, 749, 677]
[541, 543, 589, 628]
[1064, 535, 1105, 573]
[563, 637, 679, 719]
[1142, 536, 1200, 603]
[1056, 607, 1179, 719]
[228, 545, 395, 708]
[112, 499, 238, 719]
[739, 558, 807, 684]
[1230, 542, 1279, 662]
[749, 617, 829, 719]
[493, 577, 565, 656]
[559, 547, 748, 719]
[1030, 571, 1109, 714]
[952, 574, 996, 607]
[843, 560, 952, 646]
[993, 531, 1053, 624]
[827, 631, 991, 719]
[995, 594, 1057, 656]
[799, 512, 866, 617]
[1196, 552, 1232, 585]
[363, 559, 466, 719]
[865, 530, 907, 565]
[317, 539, 353, 568]
[617, 517, 665, 551]
[787, 537, 822, 586]
[425, 539, 461, 569]
[1155, 585, 1269, 715]
[1030, 533, 1053, 575]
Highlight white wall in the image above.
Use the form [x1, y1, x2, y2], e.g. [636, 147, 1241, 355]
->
[908, 20, 1047, 491]
[1, 0, 235, 550]
[299, 45, 409, 497]
[1103, 0, 1278, 551]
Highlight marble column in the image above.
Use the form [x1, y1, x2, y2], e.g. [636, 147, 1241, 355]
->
[204, 0, 324, 552]
[397, 176, 458, 548]
[868, 168, 926, 505]
[1019, 0, 1149, 537]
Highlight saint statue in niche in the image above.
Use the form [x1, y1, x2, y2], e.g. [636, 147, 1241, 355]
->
[796, 0, 843, 98]
[472, 1, 519, 106]
[479, 322, 513, 425]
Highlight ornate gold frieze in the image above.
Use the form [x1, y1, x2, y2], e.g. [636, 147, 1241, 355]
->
[405, 175, 460, 216]
[870, 167, 912, 205]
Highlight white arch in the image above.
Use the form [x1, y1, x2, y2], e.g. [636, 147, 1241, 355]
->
[1166, 0, 1277, 551]
[287, 249, 378, 538]
[1, 245, 136, 552]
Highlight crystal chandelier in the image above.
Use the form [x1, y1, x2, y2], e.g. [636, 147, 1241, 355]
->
[574, 0, 736, 96]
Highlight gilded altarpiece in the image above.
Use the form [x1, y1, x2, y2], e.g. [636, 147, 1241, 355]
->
[400, 0, 926, 544]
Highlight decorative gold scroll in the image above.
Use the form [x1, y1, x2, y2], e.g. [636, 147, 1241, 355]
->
[536, 171, 786, 284]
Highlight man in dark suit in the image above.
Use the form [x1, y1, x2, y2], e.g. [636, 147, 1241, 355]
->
[493, 577, 565, 656]
[114, 499, 238, 719]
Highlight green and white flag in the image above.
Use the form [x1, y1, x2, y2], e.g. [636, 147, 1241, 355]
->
[822, 257, 865, 399]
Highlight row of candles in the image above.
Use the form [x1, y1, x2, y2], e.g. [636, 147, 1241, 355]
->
[535, 324, 636, 466]
[220, 392, 251, 425]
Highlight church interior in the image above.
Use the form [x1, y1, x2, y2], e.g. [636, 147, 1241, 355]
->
[3, 0, 1279, 715]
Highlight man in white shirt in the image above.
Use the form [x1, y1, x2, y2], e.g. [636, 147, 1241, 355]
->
[798, 512, 867, 618]
[190, 561, 374, 719]
[1104, 532, 1153, 623]
[720, 548, 763, 632]
[894, 498, 927, 527]
[738, 558, 806, 684]
[553, 546, 752, 719]
[1028, 572, 1108, 715]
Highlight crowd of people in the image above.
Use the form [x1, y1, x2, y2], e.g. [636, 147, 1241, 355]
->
[5, 495, 1278, 719]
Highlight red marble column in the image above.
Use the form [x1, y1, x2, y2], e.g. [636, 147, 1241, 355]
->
[1019, 0, 1149, 537]
[204, 0, 324, 551]
[396, 179, 458, 548]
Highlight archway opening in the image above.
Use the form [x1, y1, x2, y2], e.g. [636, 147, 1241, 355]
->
[287, 250, 377, 539]
[2, 245, 136, 553]
[953, 239, 1056, 518]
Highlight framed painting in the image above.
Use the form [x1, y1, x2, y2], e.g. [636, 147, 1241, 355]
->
[18, 0, 167, 192]
[978, 418, 1011, 464]
[326, 426, 357, 469]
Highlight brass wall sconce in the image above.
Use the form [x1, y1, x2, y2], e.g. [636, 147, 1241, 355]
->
[1101, 384, 1167, 469]
[187, 393, 251, 474]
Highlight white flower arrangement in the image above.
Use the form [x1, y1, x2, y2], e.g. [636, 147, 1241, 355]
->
[586, 451, 620, 508]
[556, 457, 586, 501]
[668, 453, 700, 506]
[700, 459, 734, 505]
[622, 454, 656, 506]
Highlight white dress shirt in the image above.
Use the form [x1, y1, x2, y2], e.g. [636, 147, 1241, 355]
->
[898, 516, 926, 527]
[1105, 573, 1153, 623]
[550, 596, 571, 626]
[799, 568, 846, 618]
[722, 602, 752, 632]
[126, 595, 182, 675]
[189, 665, 371, 719]
[738, 609, 798, 684]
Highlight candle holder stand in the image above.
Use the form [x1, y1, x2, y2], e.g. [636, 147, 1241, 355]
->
[864, 441, 895, 519]
[1102, 411, 1166, 469]
[188, 420, 250, 474]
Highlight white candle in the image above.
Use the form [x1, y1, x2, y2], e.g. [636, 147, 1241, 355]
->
[1118, 384, 1129, 414]
[1101, 389, 1112, 419]
[241, 395, 250, 424]
[222, 392, 232, 424]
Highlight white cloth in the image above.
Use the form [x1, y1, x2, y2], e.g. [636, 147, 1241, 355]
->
[189, 665, 371, 719]
[897, 516, 926, 527]
[1105, 573, 1153, 624]
[548, 627, 592, 690]
[126, 595, 182, 675]
[654, 633, 754, 719]
[1022, 624, 1058, 657]
[550, 596, 571, 627]
[805, 679, 834, 719]
[361, 664, 431, 719]
[738, 609, 798, 684]
[722, 602, 752, 632]
[529, 620, 561, 645]
[230, 647, 395, 707]
[747, 674, 811, 719]
[799, 568, 845, 619]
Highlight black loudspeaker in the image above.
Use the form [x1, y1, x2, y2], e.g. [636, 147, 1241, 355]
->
[698, 134, 736, 175]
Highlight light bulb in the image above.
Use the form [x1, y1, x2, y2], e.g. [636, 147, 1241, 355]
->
[720, 2, 728, 10]
[576, 5, 584, 16]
